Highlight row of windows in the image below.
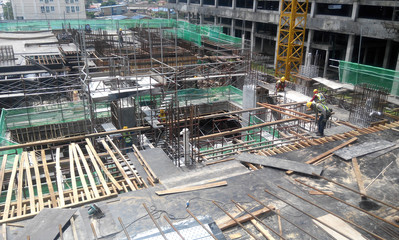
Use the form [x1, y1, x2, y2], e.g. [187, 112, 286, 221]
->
[40, 5, 80, 13]
[39, 0, 79, 3]
[66, 6, 80, 13]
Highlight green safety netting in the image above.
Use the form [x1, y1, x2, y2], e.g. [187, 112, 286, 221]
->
[2, 101, 109, 130]
[339, 61, 399, 96]
[0, 19, 241, 47]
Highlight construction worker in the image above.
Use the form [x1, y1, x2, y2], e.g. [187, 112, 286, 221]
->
[159, 109, 166, 122]
[310, 89, 326, 105]
[122, 126, 132, 152]
[307, 101, 332, 137]
[276, 77, 286, 92]
[118, 28, 123, 47]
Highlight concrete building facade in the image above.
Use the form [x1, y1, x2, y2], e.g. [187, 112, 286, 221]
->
[11, 0, 86, 20]
[166, 0, 399, 75]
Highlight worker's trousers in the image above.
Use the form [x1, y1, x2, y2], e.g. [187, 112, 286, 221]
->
[318, 115, 327, 136]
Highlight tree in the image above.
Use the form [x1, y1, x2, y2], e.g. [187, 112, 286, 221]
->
[101, 0, 117, 6]
[3, 2, 14, 20]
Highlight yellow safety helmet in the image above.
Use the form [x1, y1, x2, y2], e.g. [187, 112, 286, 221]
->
[280, 77, 286, 82]
[313, 89, 318, 93]
[123, 126, 128, 129]
[119, 28, 122, 31]
[160, 109, 165, 113]
[306, 102, 313, 109]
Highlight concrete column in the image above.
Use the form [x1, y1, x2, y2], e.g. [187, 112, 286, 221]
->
[260, 38, 264, 52]
[215, 0, 218, 8]
[214, 16, 218, 25]
[352, 1, 359, 21]
[187, 0, 191, 5]
[232, 0, 236, 10]
[167, 9, 171, 19]
[310, 0, 316, 18]
[345, 34, 355, 62]
[253, 0, 258, 12]
[305, 29, 314, 66]
[393, 55, 399, 95]
[200, 0, 203, 7]
[362, 47, 368, 64]
[383, 40, 392, 68]
[188, 13, 191, 22]
[200, 14, 204, 25]
[231, 19, 235, 37]
[250, 21, 256, 57]
[323, 49, 330, 78]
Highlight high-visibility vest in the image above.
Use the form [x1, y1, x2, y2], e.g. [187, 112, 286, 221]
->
[316, 93, 326, 104]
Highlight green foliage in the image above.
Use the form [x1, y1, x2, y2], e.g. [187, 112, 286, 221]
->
[101, 0, 117, 6]
[3, 2, 13, 20]
[86, 11, 96, 19]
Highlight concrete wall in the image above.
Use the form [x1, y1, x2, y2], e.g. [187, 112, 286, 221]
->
[167, 0, 399, 71]
[12, 0, 86, 20]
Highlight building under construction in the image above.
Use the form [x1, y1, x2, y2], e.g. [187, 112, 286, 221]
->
[0, 18, 398, 239]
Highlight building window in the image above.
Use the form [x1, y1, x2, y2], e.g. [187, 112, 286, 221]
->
[51, 6, 55, 11]
[45, 0, 49, 3]
[50, 0, 53, 2]
[65, 0, 69, 3]
[46, 6, 50, 12]
[41, 6, 45, 12]
[76, 6, 79, 12]
[70, 0, 74, 3]
[40, 0, 43, 2]
[66, 6, 70, 13]
[71, 6, 75, 12]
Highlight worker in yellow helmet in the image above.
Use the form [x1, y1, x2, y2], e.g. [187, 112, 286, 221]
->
[306, 101, 332, 137]
[276, 76, 286, 92]
[310, 89, 326, 104]
[122, 126, 133, 152]
[159, 109, 166, 122]
[118, 28, 124, 47]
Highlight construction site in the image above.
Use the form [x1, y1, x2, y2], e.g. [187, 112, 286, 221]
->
[0, 12, 398, 240]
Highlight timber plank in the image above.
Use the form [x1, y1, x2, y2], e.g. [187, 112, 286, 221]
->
[156, 181, 227, 196]
[30, 151, 44, 210]
[101, 140, 136, 191]
[106, 136, 143, 185]
[68, 145, 79, 204]
[41, 150, 57, 208]
[313, 214, 366, 240]
[0, 155, 8, 198]
[85, 138, 123, 191]
[217, 205, 275, 230]
[24, 152, 36, 214]
[55, 148, 65, 207]
[85, 145, 111, 195]
[3, 155, 20, 220]
[71, 143, 91, 200]
[75, 144, 100, 198]
[132, 144, 159, 183]
[16, 153, 25, 217]
[286, 137, 358, 175]
[352, 157, 366, 197]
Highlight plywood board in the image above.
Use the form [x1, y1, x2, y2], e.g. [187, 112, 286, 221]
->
[236, 153, 323, 176]
[18, 208, 77, 240]
[155, 181, 227, 196]
[334, 140, 395, 161]
[313, 214, 366, 240]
